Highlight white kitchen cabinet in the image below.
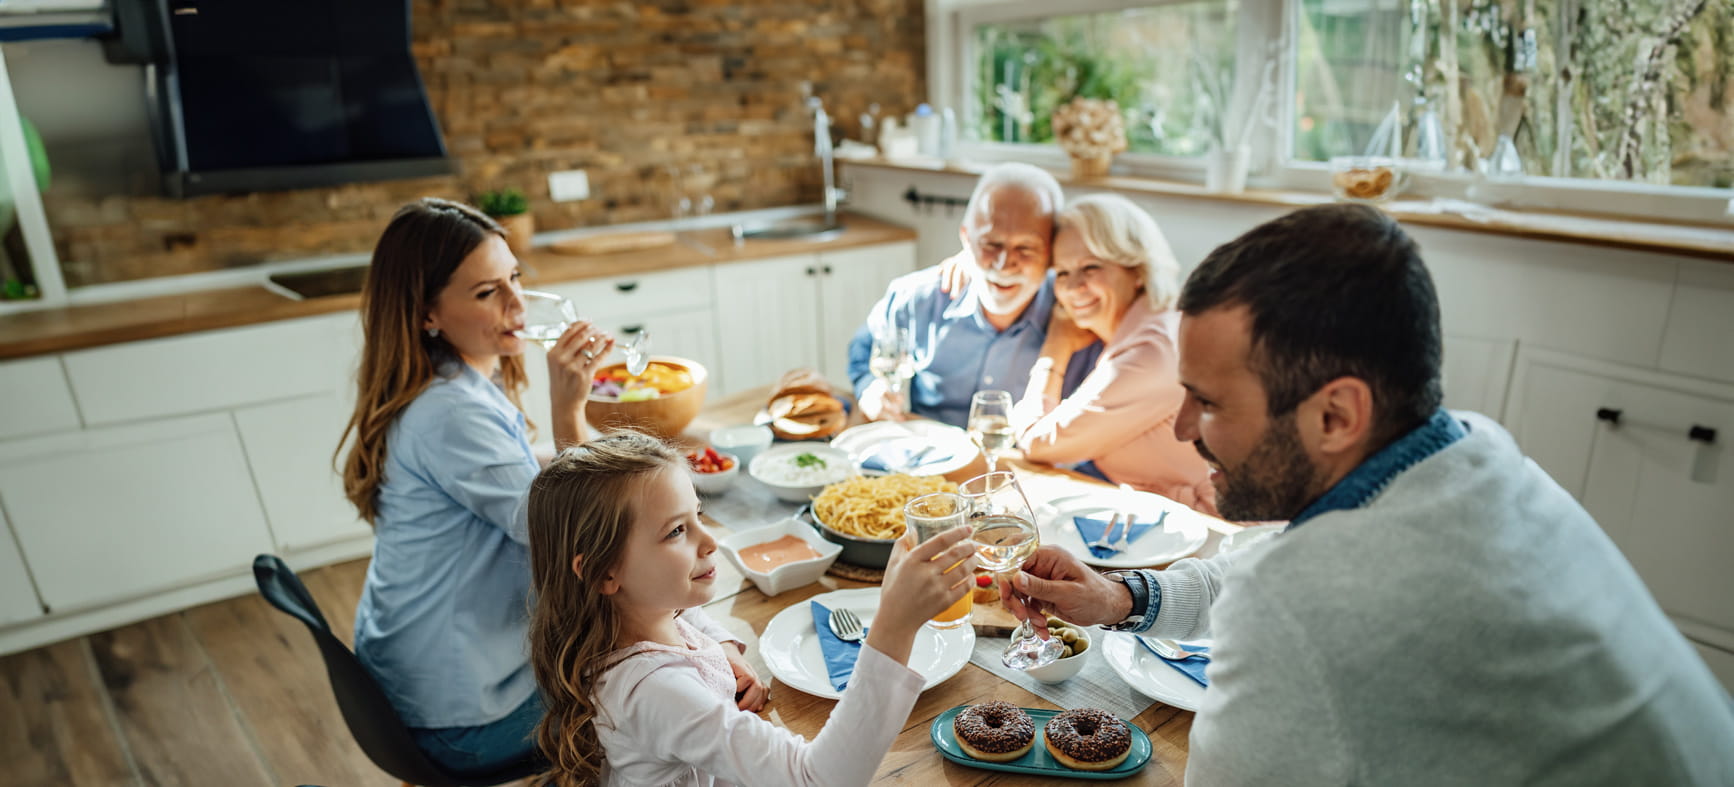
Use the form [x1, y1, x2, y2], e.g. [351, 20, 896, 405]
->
[1506, 349, 1734, 647]
[0, 412, 275, 614]
[815, 242, 919, 386]
[0, 508, 44, 626]
[61, 313, 356, 426]
[0, 355, 81, 440]
[1440, 334, 1517, 421]
[233, 393, 370, 554]
[712, 255, 826, 397]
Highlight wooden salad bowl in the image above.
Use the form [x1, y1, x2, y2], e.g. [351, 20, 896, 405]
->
[585, 356, 709, 440]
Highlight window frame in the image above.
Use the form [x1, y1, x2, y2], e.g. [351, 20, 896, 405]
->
[927, 0, 1734, 226]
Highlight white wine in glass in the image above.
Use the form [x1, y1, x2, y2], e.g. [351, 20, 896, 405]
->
[968, 390, 1015, 473]
[960, 471, 1064, 670]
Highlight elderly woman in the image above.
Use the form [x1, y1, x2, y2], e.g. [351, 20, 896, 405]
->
[1013, 193, 1216, 514]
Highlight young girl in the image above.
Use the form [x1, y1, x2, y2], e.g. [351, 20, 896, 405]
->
[526, 431, 980, 786]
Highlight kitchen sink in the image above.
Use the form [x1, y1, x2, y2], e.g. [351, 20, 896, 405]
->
[268, 265, 369, 299]
[733, 217, 845, 241]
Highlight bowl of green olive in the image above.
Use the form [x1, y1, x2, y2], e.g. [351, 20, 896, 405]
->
[1023, 617, 1093, 684]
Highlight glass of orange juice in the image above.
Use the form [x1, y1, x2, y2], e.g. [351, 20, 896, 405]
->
[905, 491, 973, 630]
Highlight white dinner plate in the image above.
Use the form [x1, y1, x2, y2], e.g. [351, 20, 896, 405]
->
[830, 420, 977, 477]
[1101, 632, 1210, 712]
[1037, 491, 1210, 569]
[760, 587, 974, 699]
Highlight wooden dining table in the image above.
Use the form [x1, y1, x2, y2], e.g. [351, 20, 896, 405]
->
[671, 387, 1243, 785]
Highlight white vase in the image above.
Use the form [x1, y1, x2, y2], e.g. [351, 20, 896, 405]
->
[1205, 145, 1250, 194]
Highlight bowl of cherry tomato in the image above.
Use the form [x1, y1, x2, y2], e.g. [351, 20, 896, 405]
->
[686, 446, 739, 496]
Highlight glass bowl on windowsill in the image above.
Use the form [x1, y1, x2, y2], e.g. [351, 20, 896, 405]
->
[1329, 156, 1404, 205]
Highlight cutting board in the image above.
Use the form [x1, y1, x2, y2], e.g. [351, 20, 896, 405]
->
[971, 599, 1024, 637]
[548, 231, 676, 256]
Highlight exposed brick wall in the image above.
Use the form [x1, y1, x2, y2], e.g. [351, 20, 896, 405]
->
[44, 0, 926, 286]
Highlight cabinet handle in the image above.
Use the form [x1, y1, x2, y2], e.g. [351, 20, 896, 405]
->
[1597, 407, 1717, 444]
[615, 281, 639, 293]
[822, 265, 833, 274]
[1689, 425, 1717, 444]
[621, 324, 644, 334]
[806, 266, 816, 276]
[1595, 408, 1622, 425]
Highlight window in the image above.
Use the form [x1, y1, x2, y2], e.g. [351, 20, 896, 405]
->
[962, 0, 1241, 159]
[1296, 0, 1734, 188]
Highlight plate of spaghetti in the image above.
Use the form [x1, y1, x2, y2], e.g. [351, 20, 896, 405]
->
[807, 474, 958, 568]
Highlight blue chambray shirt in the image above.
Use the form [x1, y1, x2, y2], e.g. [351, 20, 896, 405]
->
[847, 267, 1097, 428]
[353, 362, 539, 730]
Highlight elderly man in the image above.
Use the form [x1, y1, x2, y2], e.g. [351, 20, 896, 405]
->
[846, 163, 1097, 426]
[1003, 204, 1734, 785]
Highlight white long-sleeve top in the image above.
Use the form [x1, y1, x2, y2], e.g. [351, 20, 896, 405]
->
[594, 606, 925, 787]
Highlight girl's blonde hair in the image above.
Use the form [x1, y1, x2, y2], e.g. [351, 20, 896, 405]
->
[1055, 193, 1182, 312]
[337, 198, 530, 524]
[527, 431, 684, 787]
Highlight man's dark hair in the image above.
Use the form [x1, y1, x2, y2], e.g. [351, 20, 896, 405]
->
[1178, 203, 1442, 444]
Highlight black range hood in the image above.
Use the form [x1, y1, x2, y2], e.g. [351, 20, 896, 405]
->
[108, 0, 453, 198]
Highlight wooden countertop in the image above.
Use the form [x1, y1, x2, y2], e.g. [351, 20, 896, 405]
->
[0, 214, 916, 361]
[849, 157, 1734, 263]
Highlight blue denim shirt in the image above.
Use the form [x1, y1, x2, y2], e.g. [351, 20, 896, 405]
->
[353, 362, 539, 729]
[846, 267, 1097, 427]
[1122, 408, 1466, 631]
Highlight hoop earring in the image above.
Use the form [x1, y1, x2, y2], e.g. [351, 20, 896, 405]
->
[427, 328, 440, 338]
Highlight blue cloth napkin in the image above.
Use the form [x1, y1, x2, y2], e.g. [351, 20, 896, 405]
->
[810, 601, 867, 691]
[1137, 638, 1211, 687]
[858, 441, 954, 474]
[1072, 515, 1158, 559]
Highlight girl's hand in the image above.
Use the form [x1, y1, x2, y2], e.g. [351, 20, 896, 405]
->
[868, 525, 978, 664]
[724, 645, 769, 712]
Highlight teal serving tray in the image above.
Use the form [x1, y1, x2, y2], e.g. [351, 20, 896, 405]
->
[929, 705, 1153, 780]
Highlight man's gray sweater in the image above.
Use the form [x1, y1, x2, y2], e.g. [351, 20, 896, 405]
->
[1148, 413, 1734, 785]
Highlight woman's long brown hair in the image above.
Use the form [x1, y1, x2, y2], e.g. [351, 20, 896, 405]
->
[337, 198, 530, 524]
[526, 432, 683, 787]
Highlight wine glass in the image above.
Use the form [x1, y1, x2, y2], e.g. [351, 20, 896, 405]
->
[868, 326, 914, 413]
[968, 390, 1015, 473]
[960, 471, 1063, 670]
[515, 290, 651, 373]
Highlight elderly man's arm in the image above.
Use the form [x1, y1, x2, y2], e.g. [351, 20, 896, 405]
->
[1002, 545, 1243, 641]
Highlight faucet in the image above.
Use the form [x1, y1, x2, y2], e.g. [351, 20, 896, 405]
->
[809, 97, 843, 226]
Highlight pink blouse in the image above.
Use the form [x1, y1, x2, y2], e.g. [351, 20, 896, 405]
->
[1017, 299, 1217, 515]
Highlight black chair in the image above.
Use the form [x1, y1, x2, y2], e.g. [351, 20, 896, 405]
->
[253, 554, 544, 787]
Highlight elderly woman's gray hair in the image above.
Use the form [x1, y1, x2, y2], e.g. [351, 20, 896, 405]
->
[1055, 194, 1182, 311]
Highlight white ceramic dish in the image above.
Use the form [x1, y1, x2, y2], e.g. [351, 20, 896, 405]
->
[761, 587, 974, 699]
[687, 450, 740, 496]
[748, 443, 854, 503]
[710, 424, 774, 466]
[1217, 523, 1283, 555]
[716, 518, 841, 596]
[1022, 624, 1093, 684]
[1036, 491, 1210, 569]
[1100, 632, 1210, 711]
[830, 420, 977, 477]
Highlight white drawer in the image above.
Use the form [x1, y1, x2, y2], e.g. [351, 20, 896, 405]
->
[541, 266, 713, 324]
[61, 313, 356, 426]
[0, 356, 81, 440]
[1660, 261, 1734, 385]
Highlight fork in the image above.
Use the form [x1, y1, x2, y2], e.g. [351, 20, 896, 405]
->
[828, 607, 864, 643]
[1144, 638, 1210, 662]
[1113, 509, 1166, 552]
[1086, 513, 1123, 552]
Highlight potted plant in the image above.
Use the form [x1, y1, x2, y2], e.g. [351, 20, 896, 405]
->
[476, 188, 533, 254]
[1051, 97, 1128, 179]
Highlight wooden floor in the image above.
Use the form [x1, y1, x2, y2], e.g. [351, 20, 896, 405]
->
[1, 559, 393, 787]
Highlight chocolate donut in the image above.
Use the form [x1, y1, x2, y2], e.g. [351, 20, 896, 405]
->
[1043, 707, 1132, 771]
[953, 701, 1035, 762]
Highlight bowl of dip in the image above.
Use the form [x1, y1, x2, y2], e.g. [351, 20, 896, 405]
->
[747, 443, 854, 503]
[717, 518, 843, 596]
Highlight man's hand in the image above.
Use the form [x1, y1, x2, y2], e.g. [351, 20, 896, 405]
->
[858, 378, 908, 422]
[723, 643, 769, 712]
[1000, 545, 1133, 630]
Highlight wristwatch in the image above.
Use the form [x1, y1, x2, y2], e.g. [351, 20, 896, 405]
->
[1099, 570, 1150, 632]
